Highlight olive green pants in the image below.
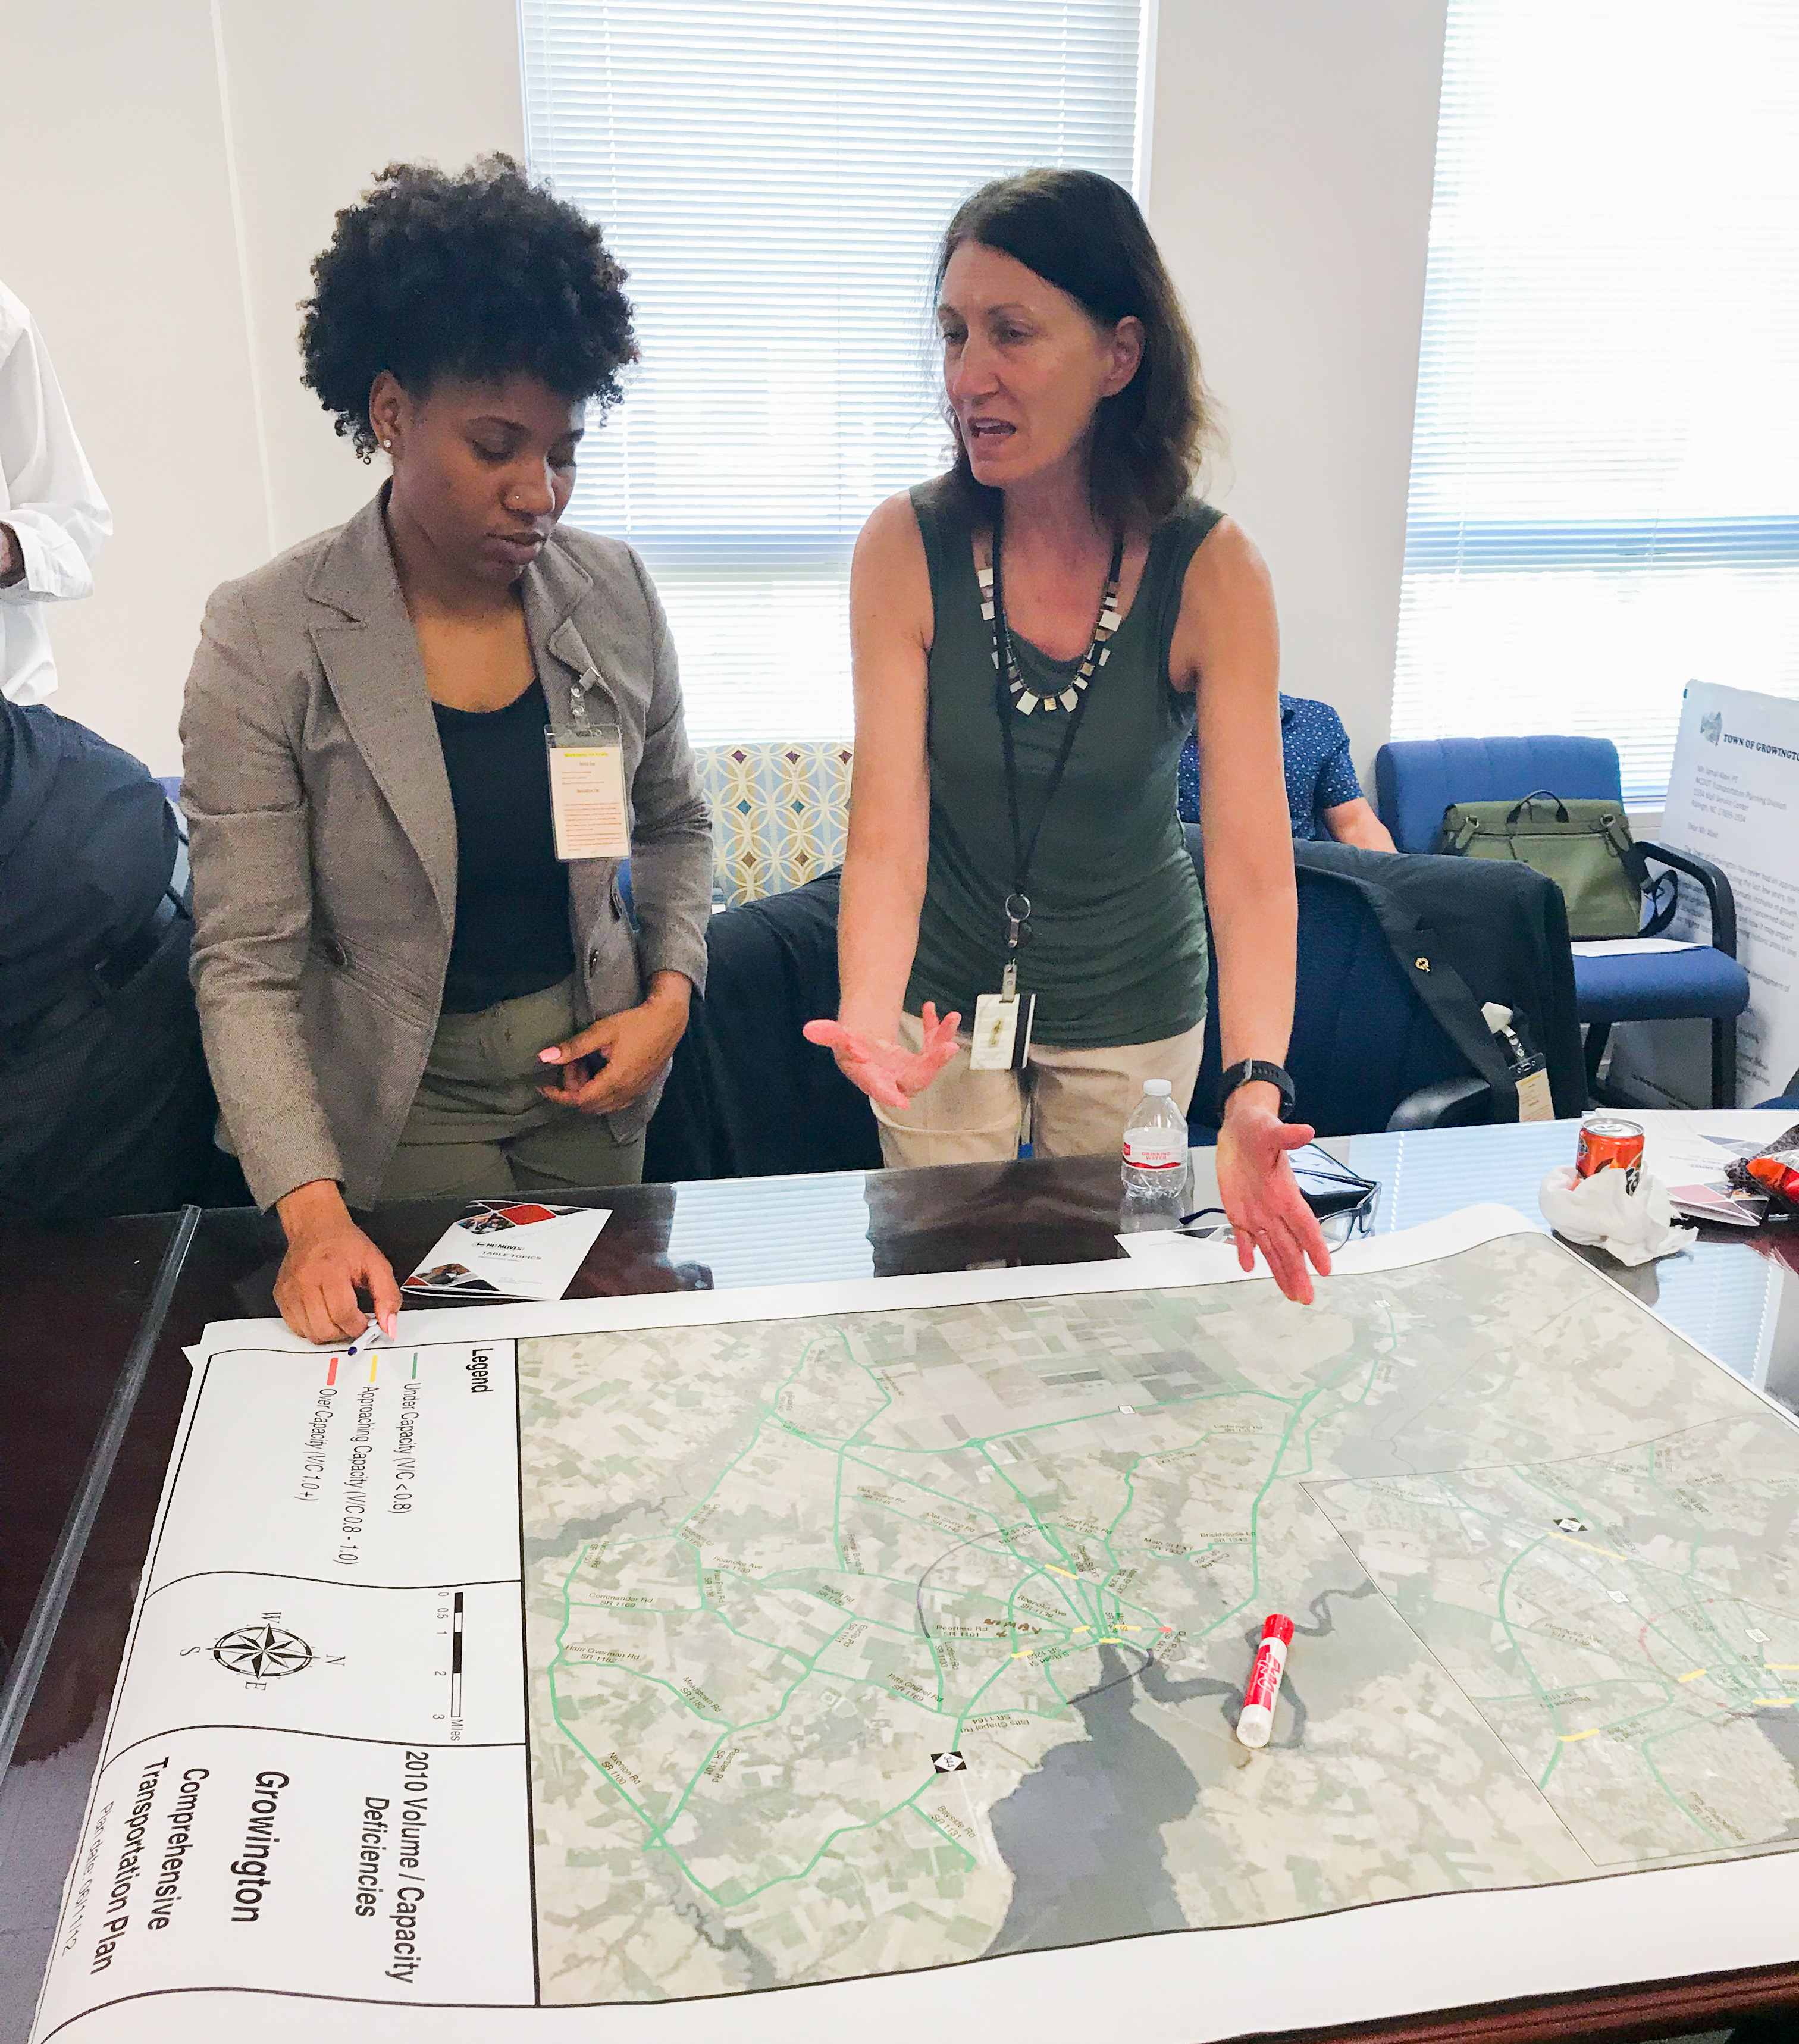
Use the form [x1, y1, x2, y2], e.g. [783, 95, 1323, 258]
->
[377, 978, 644, 1204]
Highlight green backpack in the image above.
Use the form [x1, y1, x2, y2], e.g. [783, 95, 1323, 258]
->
[1439, 790, 1673, 940]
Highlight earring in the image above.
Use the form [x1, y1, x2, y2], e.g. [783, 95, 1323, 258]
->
[381, 438, 393, 450]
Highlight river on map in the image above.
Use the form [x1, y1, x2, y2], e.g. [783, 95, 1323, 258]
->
[982, 1584, 1365, 1954]
[1753, 1704, 1799, 1838]
[983, 1645, 1232, 1954]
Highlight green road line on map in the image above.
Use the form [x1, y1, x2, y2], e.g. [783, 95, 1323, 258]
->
[1287, 1309, 1398, 1482]
[822, 1328, 892, 1570]
[535, 1297, 1799, 1927]
[908, 1795, 977, 1871]
[1637, 1724, 1729, 1848]
[559, 1538, 1096, 1862]
[651, 1617, 866, 1844]
[536, 1308, 1361, 1908]
[1208, 1365, 1347, 1641]
[550, 1594, 903, 1901]
[1392, 1469, 1752, 1838]
[1493, 1534, 1567, 1734]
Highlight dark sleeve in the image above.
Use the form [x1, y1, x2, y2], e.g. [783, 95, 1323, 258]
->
[1312, 707, 1363, 812]
[0, 703, 174, 1032]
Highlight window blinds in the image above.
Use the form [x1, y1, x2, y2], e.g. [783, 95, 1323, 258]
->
[1391, 0, 1799, 804]
[519, 0, 1145, 745]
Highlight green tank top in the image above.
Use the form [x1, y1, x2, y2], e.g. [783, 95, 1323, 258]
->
[905, 475, 1216, 1049]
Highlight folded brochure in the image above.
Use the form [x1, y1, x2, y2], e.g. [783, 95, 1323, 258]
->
[401, 1200, 610, 1302]
[1666, 1182, 1767, 1228]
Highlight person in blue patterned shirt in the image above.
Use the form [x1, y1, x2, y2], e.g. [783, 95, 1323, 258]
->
[1177, 693, 1394, 849]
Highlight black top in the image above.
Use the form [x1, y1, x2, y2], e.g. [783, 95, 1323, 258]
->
[432, 681, 575, 1015]
[0, 701, 178, 1042]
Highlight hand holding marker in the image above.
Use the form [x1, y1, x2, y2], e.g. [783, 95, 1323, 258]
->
[1236, 1614, 1294, 1748]
[346, 1308, 397, 1355]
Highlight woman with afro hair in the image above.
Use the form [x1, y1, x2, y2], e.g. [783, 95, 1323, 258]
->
[180, 157, 712, 1344]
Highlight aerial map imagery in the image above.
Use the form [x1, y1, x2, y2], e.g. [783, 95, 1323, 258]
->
[33, 1212, 1799, 2044]
[518, 1224, 1799, 2004]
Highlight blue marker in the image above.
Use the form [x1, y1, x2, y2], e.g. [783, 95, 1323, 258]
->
[346, 1311, 399, 1356]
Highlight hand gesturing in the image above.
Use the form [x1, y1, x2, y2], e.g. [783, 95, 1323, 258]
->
[1214, 1094, 1333, 1304]
[802, 1002, 962, 1114]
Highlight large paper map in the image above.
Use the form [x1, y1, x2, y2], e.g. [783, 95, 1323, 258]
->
[30, 1211, 1799, 2043]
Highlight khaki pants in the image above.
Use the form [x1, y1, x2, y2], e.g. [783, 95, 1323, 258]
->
[377, 978, 645, 1204]
[874, 1012, 1207, 1170]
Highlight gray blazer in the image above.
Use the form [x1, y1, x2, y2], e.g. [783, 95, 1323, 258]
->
[180, 491, 712, 1211]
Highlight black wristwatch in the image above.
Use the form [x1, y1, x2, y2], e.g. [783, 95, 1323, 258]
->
[1218, 1059, 1295, 1121]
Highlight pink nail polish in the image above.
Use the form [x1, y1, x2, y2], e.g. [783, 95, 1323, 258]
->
[538, 1048, 560, 1063]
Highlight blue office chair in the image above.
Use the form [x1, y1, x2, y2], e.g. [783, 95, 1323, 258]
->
[1757, 1067, 1799, 1113]
[1374, 736, 1749, 1109]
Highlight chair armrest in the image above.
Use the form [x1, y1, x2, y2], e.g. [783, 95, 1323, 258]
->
[164, 796, 193, 914]
[1385, 1075, 1493, 1131]
[1635, 841, 1738, 956]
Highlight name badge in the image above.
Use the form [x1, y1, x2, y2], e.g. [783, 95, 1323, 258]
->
[969, 991, 1035, 1072]
[1514, 1054, 1554, 1123]
[545, 724, 631, 861]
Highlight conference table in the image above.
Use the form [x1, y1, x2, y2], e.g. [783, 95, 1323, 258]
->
[4, 1117, 1798, 2042]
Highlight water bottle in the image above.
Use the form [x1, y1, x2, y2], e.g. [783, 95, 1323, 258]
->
[1120, 1079, 1191, 1229]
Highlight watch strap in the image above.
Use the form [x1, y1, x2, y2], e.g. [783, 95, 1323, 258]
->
[1218, 1058, 1296, 1120]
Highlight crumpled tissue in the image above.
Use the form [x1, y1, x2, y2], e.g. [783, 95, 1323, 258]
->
[1538, 1164, 1694, 1265]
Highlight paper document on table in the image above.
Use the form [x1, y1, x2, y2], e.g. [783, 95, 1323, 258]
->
[1569, 938, 1705, 957]
[1637, 1106, 1796, 1190]
[400, 1199, 607, 1301]
[33, 1206, 1799, 2044]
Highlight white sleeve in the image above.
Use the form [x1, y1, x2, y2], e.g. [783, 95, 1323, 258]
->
[0, 299, 112, 606]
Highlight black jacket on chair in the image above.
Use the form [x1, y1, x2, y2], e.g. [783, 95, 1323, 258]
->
[0, 702, 243, 1221]
[645, 838, 1585, 1181]
[1292, 839, 1585, 1120]
[645, 872, 880, 1184]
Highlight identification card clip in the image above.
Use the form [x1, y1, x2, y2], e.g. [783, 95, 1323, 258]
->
[970, 889, 1035, 1070]
[969, 990, 1035, 1072]
[1482, 1002, 1554, 1124]
[546, 676, 629, 861]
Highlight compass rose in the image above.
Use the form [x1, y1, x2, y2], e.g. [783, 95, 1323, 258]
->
[212, 1622, 314, 1681]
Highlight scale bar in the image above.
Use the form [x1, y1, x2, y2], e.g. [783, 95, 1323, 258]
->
[450, 1590, 464, 1722]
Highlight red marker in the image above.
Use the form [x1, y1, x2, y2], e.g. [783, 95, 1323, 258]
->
[1236, 1614, 1294, 1748]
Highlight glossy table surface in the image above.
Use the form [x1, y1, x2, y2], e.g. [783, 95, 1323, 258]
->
[3, 1120, 1798, 2042]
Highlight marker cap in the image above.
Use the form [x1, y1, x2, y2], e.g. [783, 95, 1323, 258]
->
[1261, 1613, 1295, 1647]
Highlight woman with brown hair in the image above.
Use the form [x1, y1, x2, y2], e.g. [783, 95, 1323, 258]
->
[806, 169, 1328, 1303]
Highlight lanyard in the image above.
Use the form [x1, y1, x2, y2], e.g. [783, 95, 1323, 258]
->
[989, 504, 1126, 995]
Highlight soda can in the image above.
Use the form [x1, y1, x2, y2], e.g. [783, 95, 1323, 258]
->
[1576, 1112, 1644, 1194]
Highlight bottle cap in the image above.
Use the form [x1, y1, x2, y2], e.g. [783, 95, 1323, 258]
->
[1143, 1079, 1171, 1097]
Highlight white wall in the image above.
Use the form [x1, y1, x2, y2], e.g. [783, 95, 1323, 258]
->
[1, 0, 1444, 779]
[0, 0, 270, 773]
[214, 0, 528, 553]
[0, 0, 524, 772]
[1146, 0, 1447, 787]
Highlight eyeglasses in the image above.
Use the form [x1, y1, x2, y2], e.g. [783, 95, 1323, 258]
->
[1176, 1147, 1380, 1248]
[1293, 1149, 1380, 1243]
